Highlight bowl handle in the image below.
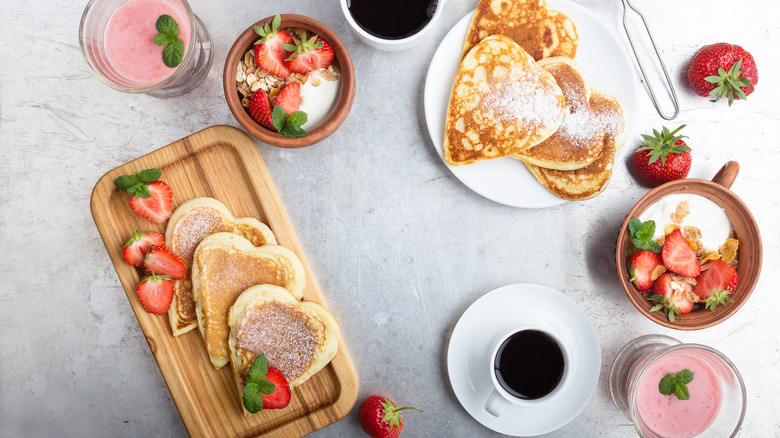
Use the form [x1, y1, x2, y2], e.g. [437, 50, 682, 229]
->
[711, 161, 739, 189]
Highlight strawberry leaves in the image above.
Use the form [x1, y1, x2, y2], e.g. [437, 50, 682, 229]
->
[154, 15, 184, 68]
[253, 13, 282, 45]
[243, 354, 276, 414]
[704, 60, 754, 106]
[637, 125, 690, 166]
[272, 106, 308, 137]
[659, 369, 694, 400]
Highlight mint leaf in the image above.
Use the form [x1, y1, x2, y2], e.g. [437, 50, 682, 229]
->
[114, 174, 140, 191]
[287, 111, 307, 127]
[659, 369, 693, 400]
[271, 106, 288, 132]
[271, 107, 309, 138]
[628, 218, 662, 253]
[129, 183, 151, 199]
[136, 168, 161, 183]
[114, 168, 161, 197]
[154, 15, 184, 68]
[243, 382, 264, 413]
[246, 354, 268, 384]
[258, 379, 276, 395]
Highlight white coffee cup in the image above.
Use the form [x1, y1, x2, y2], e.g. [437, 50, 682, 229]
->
[339, 0, 449, 51]
[485, 328, 570, 417]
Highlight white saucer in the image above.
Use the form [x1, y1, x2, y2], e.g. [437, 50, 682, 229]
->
[423, 0, 639, 208]
[446, 284, 600, 436]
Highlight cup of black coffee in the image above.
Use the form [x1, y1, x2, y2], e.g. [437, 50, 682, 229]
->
[485, 328, 569, 416]
[339, 0, 449, 51]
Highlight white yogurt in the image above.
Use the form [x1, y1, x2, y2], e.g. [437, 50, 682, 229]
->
[299, 68, 341, 131]
[638, 193, 733, 251]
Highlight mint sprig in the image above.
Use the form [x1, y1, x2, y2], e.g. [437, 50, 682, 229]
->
[659, 369, 694, 400]
[242, 354, 276, 414]
[272, 106, 308, 138]
[628, 218, 662, 253]
[154, 15, 184, 68]
[113, 168, 162, 199]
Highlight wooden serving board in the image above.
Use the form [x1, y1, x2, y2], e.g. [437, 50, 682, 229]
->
[91, 125, 358, 437]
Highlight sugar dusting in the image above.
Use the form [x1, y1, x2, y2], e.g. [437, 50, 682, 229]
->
[237, 302, 324, 381]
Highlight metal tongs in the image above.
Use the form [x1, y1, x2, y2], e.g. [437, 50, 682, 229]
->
[620, 0, 680, 120]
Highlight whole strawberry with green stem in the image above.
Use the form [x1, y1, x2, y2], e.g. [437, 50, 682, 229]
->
[633, 125, 691, 187]
[688, 43, 758, 106]
[358, 395, 422, 438]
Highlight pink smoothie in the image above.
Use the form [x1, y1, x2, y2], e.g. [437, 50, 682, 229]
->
[104, 0, 191, 85]
[634, 350, 722, 438]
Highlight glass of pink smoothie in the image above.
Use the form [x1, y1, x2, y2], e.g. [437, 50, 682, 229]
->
[609, 335, 746, 437]
[79, 0, 212, 97]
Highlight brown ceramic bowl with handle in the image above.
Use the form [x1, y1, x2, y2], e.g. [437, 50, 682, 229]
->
[223, 14, 355, 148]
[616, 161, 762, 330]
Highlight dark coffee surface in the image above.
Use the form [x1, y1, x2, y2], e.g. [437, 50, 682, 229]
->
[348, 0, 436, 39]
[494, 330, 565, 400]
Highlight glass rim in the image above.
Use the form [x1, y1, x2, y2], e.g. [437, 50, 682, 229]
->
[627, 343, 747, 438]
[78, 0, 197, 93]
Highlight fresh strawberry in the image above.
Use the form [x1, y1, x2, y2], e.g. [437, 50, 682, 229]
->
[688, 43, 758, 106]
[284, 32, 334, 74]
[253, 14, 293, 78]
[122, 228, 165, 267]
[261, 367, 292, 409]
[661, 229, 701, 278]
[136, 272, 174, 315]
[633, 125, 692, 187]
[628, 250, 664, 292]
[275, 82, 301, 116]
[650, 273, 694, 323]
[358, 395, 422, 438]
[247, 89, 275, 130]
[143, 245, 186, 280]
[693, 260, 738, 310]
[114, 169, 173, 223]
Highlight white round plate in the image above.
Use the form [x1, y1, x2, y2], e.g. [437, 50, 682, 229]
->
[424, 0, 639, 208]
[446, 284, 600, 436]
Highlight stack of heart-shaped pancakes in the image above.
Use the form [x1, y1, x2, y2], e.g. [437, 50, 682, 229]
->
[443, 0, 629, 200]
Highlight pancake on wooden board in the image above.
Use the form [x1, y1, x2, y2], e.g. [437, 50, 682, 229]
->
[228, 284, 340, 415]
[524, 140, 616, 200]
[514, 57, 629, 170]
[444, 35, 565, 166]
[165, 197, 277, 336]
[462, 0, 578, 61]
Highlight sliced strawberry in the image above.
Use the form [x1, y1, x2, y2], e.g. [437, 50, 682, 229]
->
[693, 260, 738, 310]
[262, 367, 291, 409]
[253, 15, 292, 78]
[144, 245, 186, 280]
[285, 34, 334, 75]
[628, 250, 664, 292]
[661, 229, 701, 278]
[650, 273, 695, 323]
[247, 89, 275, 131]
[275, 82, 301, 116]
[122, 229, 165, 267]
[136, 272, 174, 315]
[128, 180, 172, 223]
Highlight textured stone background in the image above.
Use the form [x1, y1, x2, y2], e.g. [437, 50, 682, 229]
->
[1, 0, 778, 436]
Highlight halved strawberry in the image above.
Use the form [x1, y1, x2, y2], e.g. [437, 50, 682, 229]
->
[262, 367, 292, 409]
[650, 273, 694, 323]
[253, 14, 292, 78]
[122, 229, 165, 267]
[136, 272, 174, 315]
[143, 245, 186, 280]
[128, 180, 173, 223]
[284, 33, 334, 74]
[275, 82, 301, 116]
[661, 229, 701, 278]
[693, 260, 738, 310]
[247, 89, 275, 130]
[628, 250, 665, 292]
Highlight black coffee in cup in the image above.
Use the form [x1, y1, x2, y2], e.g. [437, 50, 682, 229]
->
[494, 330, 565, 400]
[347, 0, 438, 40]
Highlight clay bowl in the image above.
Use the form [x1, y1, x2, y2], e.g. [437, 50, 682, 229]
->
[616, 162, 762, 330]
[223, 14, 355, 148]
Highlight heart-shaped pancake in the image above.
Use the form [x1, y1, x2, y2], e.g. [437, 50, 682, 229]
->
[228, 284, 340, 415]
[462, 0, 578, 61]
[444, 35, 565, 166]
[166, 197, 277, 336]
[514, 57, 629, 170]
[192, 232, 305, 369]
